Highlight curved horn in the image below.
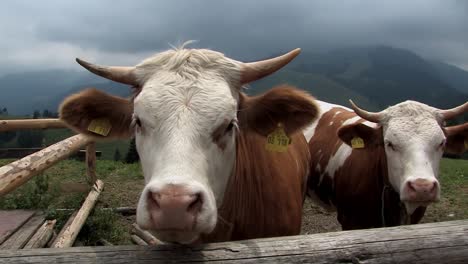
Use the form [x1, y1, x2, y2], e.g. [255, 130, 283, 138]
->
[438, 101, 468, 120]
[240, 48, 301, 84]
[76, 58, 138, 86]
[349, 100, 382, 123]
[444, 122, 468, 137]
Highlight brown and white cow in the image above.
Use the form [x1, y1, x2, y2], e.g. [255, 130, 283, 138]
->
[304, 99, 467, 230]
[59, 45, 319, 244]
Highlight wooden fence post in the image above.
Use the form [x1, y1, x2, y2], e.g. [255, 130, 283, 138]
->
[51, 180, 104, 248]
[85, 142, 97, 185]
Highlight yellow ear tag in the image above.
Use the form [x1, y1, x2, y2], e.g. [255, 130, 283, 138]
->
[351, 136, 365, 149]
[265, 123, 291, 152]
[87, 118, 112, 136]
[464, 139, 468, 150]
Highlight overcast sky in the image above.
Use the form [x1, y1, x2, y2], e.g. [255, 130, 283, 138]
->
[1, 0, 468, 76]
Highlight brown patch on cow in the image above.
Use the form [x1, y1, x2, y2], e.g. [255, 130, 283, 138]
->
[201, 85, 317, 242]
[59, 88, 134, 139]
[307, 107, 362, 203]
[211, 119, 231, 151]
[238, 85, 319, 137]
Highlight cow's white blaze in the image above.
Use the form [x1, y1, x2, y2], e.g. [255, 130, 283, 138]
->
[132, 48, 241, 243]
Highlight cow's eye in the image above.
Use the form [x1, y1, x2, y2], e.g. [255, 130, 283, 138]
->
[438, 139, 446, 149]
[135, 118, 142, 127]
[386, 141, 395, 151]
[225, 120, 236, 134]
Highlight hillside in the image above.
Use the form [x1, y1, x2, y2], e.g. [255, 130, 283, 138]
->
[288, 46, 468, 110]
[0, 70, 105, 114]
[250, 69, 380, 110]
[430, 60, 468, 94]
[1, 45, 467, 116]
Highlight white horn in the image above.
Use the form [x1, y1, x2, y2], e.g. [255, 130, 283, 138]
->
[76, 58, 138, 86]
[438, 101, 468, 120]
[349, 100, 383, 123]
[240, 48, 301, 84]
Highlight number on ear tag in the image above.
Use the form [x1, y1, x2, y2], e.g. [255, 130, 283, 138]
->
[87, 118, 112, 136]
[351, 136, 365, 149]
[265, 123, 291, 152]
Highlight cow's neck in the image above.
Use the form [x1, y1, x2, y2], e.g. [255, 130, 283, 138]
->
[201, 128, 308, 242]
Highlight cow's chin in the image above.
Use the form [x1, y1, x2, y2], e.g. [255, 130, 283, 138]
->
[403, 200, 435, 215]
[153, 230, 201, 245]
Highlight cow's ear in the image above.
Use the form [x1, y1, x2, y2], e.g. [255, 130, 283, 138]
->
[338, 123, 382, 148]
[238, 85, 319, 136]
[59, 88, 134, 139]
[444, 123, 468, 155]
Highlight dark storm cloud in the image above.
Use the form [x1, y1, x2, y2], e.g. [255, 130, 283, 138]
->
[1, 0, 468, 74]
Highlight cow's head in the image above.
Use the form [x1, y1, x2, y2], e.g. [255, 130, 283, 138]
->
[338, 100, 467, 214]
[59, 45, 318, 244]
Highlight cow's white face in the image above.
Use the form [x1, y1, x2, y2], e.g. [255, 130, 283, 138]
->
[132, 49, 240, 243]
[380, 102, 445, 213]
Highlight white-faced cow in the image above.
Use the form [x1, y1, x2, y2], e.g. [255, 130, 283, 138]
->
[59, 45, 319, 244]
[304, 100, 467, 230]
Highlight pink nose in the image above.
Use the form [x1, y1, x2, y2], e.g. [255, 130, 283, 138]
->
[406, 179, 438, 201]
[148, 185, 203, 231]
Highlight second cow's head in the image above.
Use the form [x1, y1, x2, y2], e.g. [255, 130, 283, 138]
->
[59, 45, 318, 244]
[338, 100, 467, 214]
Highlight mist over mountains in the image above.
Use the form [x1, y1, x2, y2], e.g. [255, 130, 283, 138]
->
[1, 45, 467, 115]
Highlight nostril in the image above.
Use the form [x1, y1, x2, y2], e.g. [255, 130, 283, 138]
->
[407, 181, 416, 192]
[187, 193, 203, 213]
[149, 192, 161, 209]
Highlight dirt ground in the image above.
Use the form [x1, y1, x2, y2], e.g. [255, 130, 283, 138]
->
[301, 197, 341, 234]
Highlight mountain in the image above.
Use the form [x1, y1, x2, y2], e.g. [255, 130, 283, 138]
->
[430, 60, 468, 94]
[0, 70, 133, 115]
[0, 45, 467, 116]
[284, 46, 468, 110]
[0, 70, 106, 115]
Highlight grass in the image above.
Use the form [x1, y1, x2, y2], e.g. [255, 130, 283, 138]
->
[0, 157, 466, 246]
[422, 158, 468, 222]
[0, 159, 144, 245]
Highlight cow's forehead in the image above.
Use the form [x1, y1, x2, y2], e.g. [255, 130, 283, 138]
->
[381, 101, 444, 141]
[132, 48, 241, 125]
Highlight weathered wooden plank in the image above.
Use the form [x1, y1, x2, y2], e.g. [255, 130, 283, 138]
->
[0, 210, 36, 245]
[23, 220, 56, 249]
[0, 220, 467, 263]
[0, 119, 66, 132]
[0, 148, 102, 160]
[51, 180, 104, 248]
[85, 142, 97, 185]
[0, 134, 92, 196]
[0, 214, 45, 250]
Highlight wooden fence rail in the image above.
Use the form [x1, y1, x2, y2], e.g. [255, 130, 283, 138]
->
[0, 119, 66, 132]
[0, 220, 467, 263]
[0, 134, 92, 196]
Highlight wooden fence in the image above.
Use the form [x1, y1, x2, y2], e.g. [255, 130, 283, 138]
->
[0, 118, 101, 248]
[1, 118, 468, 263]
[1, 220, 467, 263]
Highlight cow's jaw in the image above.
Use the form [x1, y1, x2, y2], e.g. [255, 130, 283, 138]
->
[132, 53, 240, 244]
[383, 113, 444, 214]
